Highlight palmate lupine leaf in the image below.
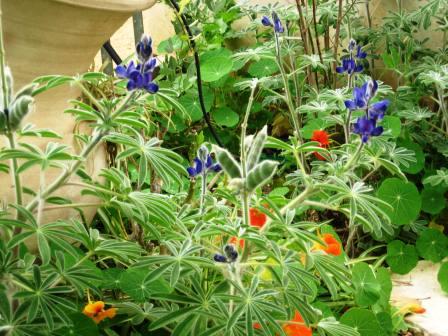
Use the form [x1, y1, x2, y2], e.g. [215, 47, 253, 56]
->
[319, 177, 393, 237]
[13, 266, 76, 331]
[313, 254, 351, 298]
[105, 132, 186, 188]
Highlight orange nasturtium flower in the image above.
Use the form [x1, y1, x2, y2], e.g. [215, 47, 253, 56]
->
[313, 233, 342, 256]
[311, 130, 330, 161]
[282, 311, 312, 336]
[249, 207, 267, 228]
[229, 236, 245, 249]
[83, 301, 117, 324]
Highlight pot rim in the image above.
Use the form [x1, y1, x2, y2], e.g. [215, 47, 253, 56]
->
[52, 0, 156, 12]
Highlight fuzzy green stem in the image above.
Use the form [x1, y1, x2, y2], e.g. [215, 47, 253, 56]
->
[240, 83, 257, 263]
[26, 131, 104, 213]
[0, 5, 9, 110]
[343, 141, 364, 172]
[199, 171, 207, 215]
[273, 32, 304, 148]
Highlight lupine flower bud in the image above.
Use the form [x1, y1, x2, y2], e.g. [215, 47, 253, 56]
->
[136, 35, 153, 62]
[348, 39, 357, 52]
[224, 244, 238, 262]
[197, 145, 209, 163]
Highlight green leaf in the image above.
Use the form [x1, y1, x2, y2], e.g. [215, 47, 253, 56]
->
[437, 262, 448, 293]
[301, 119, 333, 139]
[179, 87, 214, 122]
[340, 308, 383, 336]
[212, 107, 239, 127]
[421, 187, 446, 215]
[377, 178, 421, 225]
[120, 268, 171, 302]
[352, 262, 381, 307]
[149, 306, 198, 330]
[381, 116, 401, 137]
[398, 140, 424, 174]
[386, 240, 418, 274]
[248, 58, 278, 77]
[200, 49, 233, 82]
[416, 228, 448, 262]
[55, 313, 99, 336]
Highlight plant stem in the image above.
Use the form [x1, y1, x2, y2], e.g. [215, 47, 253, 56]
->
[343, 142, 364, 172]
[240, 83, 257, 263]
[25, 131, 105, 213]
[199, 171, 207, 215]
[333, 0, 344, 88]
[0, 4, 9, 110]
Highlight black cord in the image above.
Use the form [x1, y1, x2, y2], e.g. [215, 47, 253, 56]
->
[102, 40, 122, 65]
[167, 0, 224, 147]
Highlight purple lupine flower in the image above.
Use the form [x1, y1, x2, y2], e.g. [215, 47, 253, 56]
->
[336, 40, 367, 75]
[272, 12, 284, 33]
[187, 145, 221, 177]
[369, 100, 389, 121]
[344, 80, 379, 110]
[261, 16, 272, 27]
[213, 254, 227, 263]
[261, 12, 284, 33]
[115, 35, 159, 93]
[353, 116, 383, 143]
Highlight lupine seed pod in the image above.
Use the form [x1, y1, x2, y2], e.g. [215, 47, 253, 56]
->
[8, 95, 33, 130]
[244, 134, 254, 154]
[246, 160, 278, 192]
[215, 147, 242, 178]
[228, 178, 244, 192]
[246, 125, 267, 171]
[14, 83, 38, 99]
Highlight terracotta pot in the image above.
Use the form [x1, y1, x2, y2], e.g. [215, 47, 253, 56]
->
[0, 0, 155, 226]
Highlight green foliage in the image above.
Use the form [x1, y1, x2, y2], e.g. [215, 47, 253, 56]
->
[377, 178, 421, 225]
[386, 240, 418, 274]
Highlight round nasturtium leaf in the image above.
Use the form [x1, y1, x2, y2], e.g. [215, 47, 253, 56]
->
[352, 262, 381, 307]
[340, 308, 383, 336]
[200, 48, 234, 82]
[248, 58, 278, 77]
[421, 187, 446, 215]
[377, 178, 421, 225]
[179, 87, 214, 122]
[416, 228, 448, 262]
[376, 267, 392, 308]
[211, 107, 239, 127]
[386, 240, 418, 274]
[101, 268, 124, 289]
[438, 262, 448, 293]
[381, 116, 401, 138]
[398, 140, 424, 174]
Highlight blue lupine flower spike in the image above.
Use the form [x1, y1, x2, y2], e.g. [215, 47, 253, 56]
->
[345, 80, 379, 111]
[353, 116, 383, 143]
[115, 34, 159, 93]
[272, 12, 284, 33]
[214, 254, 227, 263]
[261, 16, 272, 27]
[336, 40, 367, 75]
[187, 146, 221, 177]
[136, 35, 153, 62]
[224, 245, 238, 262]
